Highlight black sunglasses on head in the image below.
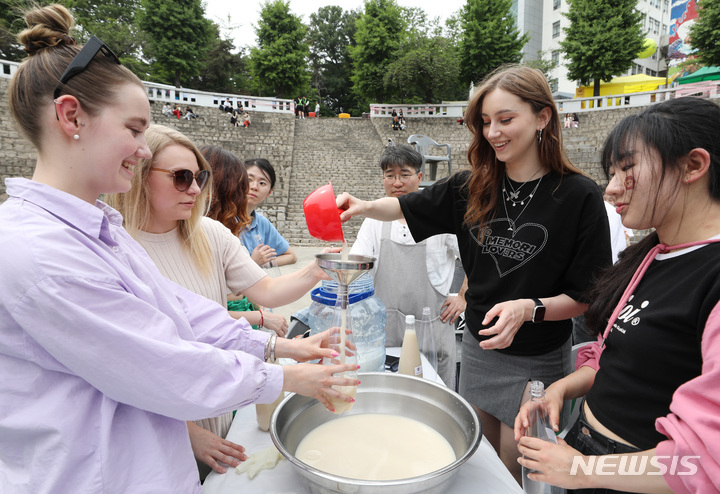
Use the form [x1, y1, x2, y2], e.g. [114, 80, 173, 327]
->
[53, 35, 121, 117]
[151, 168, 211, 192]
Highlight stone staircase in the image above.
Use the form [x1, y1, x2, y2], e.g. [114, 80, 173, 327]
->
[284, 117, 386, 245]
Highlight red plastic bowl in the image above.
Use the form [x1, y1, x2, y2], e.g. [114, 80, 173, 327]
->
[303, 182, 345, 242]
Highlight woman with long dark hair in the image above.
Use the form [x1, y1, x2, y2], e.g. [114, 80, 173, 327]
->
[515, 97, 720, 493]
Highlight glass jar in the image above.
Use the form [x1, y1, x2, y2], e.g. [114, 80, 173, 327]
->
[308, 273, 387, 372]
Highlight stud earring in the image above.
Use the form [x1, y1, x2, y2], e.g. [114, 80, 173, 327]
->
[73, 134, 80, 140]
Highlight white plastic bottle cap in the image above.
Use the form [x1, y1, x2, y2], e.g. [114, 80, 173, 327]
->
[405, 315, 415, 325]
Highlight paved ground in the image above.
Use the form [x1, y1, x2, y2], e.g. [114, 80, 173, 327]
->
[271, 245, 327, 321]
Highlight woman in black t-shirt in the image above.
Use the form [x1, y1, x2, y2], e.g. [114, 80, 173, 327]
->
[515, 97, 720, 493]
[337, 65, 611, 483]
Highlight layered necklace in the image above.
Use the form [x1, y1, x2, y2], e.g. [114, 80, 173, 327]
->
[501, 170, 543, 232]
[502, 168, 542, 206]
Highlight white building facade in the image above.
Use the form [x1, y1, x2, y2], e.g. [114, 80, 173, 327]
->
[523, 0, 672, 98]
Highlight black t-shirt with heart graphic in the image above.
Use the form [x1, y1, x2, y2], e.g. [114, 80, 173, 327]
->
[400, 170, 611, 356]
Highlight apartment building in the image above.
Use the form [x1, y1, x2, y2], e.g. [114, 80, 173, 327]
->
[511, 0, 672, 98]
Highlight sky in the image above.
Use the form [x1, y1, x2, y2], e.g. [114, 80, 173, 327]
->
[203, 0, 466, 50]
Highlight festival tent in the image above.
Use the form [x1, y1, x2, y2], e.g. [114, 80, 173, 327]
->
[676, 66, 720, 85]
[575, 74, 667, 97]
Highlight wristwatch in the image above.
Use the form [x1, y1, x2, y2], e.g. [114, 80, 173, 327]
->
[531, 298, 545, 323]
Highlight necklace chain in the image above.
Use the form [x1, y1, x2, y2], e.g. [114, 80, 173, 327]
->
[502, 174, 543, 232]
[503, 169, 542, 206]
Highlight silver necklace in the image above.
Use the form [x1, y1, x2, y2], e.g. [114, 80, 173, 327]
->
[503, 169, 542, 206]
[502, 174, 543, 232]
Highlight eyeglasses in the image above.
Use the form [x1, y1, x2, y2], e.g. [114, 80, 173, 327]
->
[151, 168, 211, 192]
[382, 172, 417, 183]
[53, 35, 121, 118]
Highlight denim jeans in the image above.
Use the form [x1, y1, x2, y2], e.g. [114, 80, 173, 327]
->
[565, 402, 641, 494]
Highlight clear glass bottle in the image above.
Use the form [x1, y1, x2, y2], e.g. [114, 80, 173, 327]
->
[522, 381, 560, 494]
[398, 315, 423, 378]
[322, 282, 358, 414]
[418, 307, 438, 378]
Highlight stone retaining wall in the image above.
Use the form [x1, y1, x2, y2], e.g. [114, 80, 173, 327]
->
[0, 77, 671, 244]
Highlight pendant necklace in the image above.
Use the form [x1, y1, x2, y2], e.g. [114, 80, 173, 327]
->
[503, 168, 542, 206]
[502, 173, 543, 232]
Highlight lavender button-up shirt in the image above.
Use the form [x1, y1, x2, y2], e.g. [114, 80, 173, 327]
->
[0, 178, 283, 493]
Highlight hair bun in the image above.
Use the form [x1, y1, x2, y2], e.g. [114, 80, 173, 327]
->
[18, 4, 75, 56]
[23, 35, 75, 55]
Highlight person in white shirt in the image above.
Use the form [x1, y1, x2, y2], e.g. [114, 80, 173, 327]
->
[351, 145, 467, 386]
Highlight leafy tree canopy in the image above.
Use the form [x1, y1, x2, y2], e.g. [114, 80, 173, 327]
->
[458, 0, 528, 86]
[689, 0, 720, 68]
[138, 0, 212, 87]
[69, 0, 150, 79]
[350, 0, 405, 103]
[250, 0, 309, 99]
[561, 0, 644, 96]
[307, 5, 360, 113]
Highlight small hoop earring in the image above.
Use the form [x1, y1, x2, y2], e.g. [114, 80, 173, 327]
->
[73, 134, 80, 140]
[537, 129, 543, 144]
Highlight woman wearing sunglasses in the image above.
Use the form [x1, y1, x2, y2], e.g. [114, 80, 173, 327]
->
[0, 5, 358, 493]
[108, 126, 306, 477]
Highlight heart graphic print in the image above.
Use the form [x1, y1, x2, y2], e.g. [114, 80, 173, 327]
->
[470, 219, 548, 277]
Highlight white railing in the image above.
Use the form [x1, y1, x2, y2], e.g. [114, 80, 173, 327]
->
[142, 80, 294, 113]
[0, 58, 294, 114]
[4, 57, 718, 117]
[0, 59, 19, 78]
[557, 81, 720, 114]
[369, 102, 466, 118]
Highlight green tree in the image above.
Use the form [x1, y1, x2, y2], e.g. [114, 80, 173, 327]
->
[138, 0, 211, 88]
[187, 23, 251, 94]
[250, 0, 309, 99]
[458, 0, 528, 86]
[307, 6, 359, 114]
[69, 0, 150, 79]
[0, 0, 27, 61]
[561, 0, 644, 97]
[689, 0, 720, 67]
[350, 0, 404, 104]
[523, 51, 557, 80]
[384, 8, 461, 104]
[384, 36, 460, 103]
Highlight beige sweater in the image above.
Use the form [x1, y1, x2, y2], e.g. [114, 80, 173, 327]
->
[135, 216, 266, 437]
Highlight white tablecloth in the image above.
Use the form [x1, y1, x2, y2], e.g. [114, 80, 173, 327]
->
[201, 349, 523, 494]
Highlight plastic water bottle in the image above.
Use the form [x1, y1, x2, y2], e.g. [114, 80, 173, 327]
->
[522, 381, 561, 494]
[418, 307, 438, 378]
[308, 273, 386, 372]
[398, 315, 423, 378]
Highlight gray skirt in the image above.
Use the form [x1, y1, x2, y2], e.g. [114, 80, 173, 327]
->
[459, 326, 571, 427]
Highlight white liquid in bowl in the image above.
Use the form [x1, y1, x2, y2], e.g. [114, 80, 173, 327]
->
[295, 413, 456, 480]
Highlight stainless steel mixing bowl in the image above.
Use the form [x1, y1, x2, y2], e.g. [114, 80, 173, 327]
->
[270, 372, 482, 494]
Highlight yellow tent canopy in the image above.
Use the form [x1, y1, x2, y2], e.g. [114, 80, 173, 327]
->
[576, 74, 666, 97]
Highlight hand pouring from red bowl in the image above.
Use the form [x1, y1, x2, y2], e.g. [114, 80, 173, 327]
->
[303, 182, 345, 243]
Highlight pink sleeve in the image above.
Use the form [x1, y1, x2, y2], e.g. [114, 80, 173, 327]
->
[654, 301, 720, 494]
[575, 333, 605, 371]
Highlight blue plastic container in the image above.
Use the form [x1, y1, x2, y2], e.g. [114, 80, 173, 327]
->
[308, 273, 387, 372]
